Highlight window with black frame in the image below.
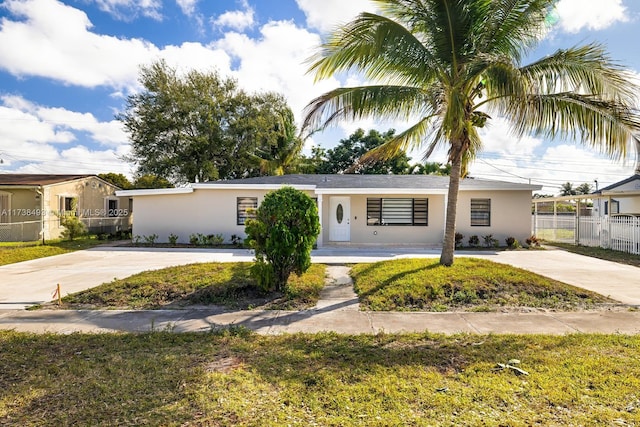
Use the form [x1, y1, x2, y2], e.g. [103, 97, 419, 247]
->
[367, 198, 428, 226]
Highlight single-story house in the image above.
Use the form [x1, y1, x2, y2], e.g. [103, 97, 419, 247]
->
[118, 174, 540, 247]
[0, 174, 132, 241]
[592, 174, 640, 216]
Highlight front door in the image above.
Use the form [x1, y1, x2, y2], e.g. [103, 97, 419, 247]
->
[329, 197, 350, 242]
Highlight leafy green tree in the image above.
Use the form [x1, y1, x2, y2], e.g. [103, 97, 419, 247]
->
[98, 173, 132, 190]
[119, 60, 299, 183]
[132, 174, 174, 189]
[245, 187, 320, 292]
[318, 128, 412, 174]
[298, 145, 328, 174]
[302, 0, 640, 266]
[409, 162, 451, 176]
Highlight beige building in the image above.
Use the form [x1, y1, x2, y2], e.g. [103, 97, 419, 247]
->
[119, 174, 540, 247]
[0, 174, 131, 241]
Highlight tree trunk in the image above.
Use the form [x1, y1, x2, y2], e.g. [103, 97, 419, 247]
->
[439, 153, 463, 266]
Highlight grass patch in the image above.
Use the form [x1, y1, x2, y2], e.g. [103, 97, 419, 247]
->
[53, 263, 327, 310]
[1, 331, 639, 426]
[0, 237, 105, 266]
[351, 258, 614, 311]
[549, 242, 640, 268]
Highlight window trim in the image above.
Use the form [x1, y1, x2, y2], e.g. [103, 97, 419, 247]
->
[237, 197, 258, 225]
[470, 198, 491, 227]
[105, 198, 119, 217]
[0, 191, 11, 223]
[366, 197, 428, 226]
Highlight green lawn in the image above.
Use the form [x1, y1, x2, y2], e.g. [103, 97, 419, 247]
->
[549, 242, 640, 268]
[351, 258, 615, 311]
[0, 238, 105, 266]
[52, 262, 327, 310]
[1, 331, 638, 426]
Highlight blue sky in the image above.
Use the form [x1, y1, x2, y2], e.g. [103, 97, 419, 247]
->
[0, 0, 638, 194]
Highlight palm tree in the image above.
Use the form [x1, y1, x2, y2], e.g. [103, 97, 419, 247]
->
[302, 0, 640, 265]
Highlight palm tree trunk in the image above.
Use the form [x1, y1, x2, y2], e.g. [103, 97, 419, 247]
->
[439, 153, 463, 266]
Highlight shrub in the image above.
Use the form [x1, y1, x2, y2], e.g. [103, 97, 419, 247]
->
[468, 235, 479, 247]
[506, 236, 521, 249]
[245, 187, 320, 292]
[207, 234, 224, 246]
[526, 235, 540, 248]
[58, 198, 85, 241]
[454, 232, 464, 248]
[168, 233, 179, 245]
[482, 234, 498, 248]
[143, 234, 158, 245]
[230, 234, 243, 247]
[59, 215, 86, 241]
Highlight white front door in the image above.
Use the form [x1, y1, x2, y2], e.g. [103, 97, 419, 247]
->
[329, 197, 350, 242]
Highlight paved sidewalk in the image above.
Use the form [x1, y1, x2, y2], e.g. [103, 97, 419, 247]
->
[1, 308, 639, 335]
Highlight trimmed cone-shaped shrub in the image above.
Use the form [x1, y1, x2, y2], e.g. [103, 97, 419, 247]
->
[245, 186, 320, 292]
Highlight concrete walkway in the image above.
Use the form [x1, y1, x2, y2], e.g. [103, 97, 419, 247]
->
[0, 245, 639, 335]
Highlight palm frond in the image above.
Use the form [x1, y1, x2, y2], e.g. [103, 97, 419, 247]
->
[301, 85, 434, 136]
[308, 11, 442, 88]
[510, 92, 640, 158]
[479, 0, 554, 61]
[360, 116, 439, 165]
[520, 44, 639, 105]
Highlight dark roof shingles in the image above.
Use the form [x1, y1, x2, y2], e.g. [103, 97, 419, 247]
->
[0, 174, 94, 186]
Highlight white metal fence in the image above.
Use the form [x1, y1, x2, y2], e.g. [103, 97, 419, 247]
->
[533, 214, 640, 255]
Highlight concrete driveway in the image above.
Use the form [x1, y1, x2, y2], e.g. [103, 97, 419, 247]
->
[0, 245, 638, 309]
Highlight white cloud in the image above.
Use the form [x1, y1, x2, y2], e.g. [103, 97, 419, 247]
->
[478, 117, 543, 157]
[175, 0, 198, 16]
[214, 20, 340, 124]
[87, 0, 162, 21]
[0, 0, 233, 91]
[555, 0, 628, 33]
[1, 95, 127, 147]
[295, 0, 375, 33]
[0, 94, 131, 175]
[212, 1, 255, 31]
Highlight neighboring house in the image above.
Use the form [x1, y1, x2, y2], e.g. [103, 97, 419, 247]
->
[118, 174, 540, 247]
[0, 174, 132, 241]
[592, 174, 640, 216]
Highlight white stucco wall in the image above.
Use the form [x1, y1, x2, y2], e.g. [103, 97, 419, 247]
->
[131, 188, 316, 244]
[455, 190, 533, 245]
[129, 187, 534, 246]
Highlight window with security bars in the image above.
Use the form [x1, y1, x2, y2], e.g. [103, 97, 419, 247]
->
[237, 197, 257, 225]
[470, 198, 491, 226]
[367, 198, 428, 226]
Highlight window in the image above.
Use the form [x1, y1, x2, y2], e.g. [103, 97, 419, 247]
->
[237, 197, 257, 225]
[471, 198, 491, 226]
[59, 196, 77, 224]
[107, 199, 118, 217]
[604, 200, 620, 215]
[367, 198, 428, 226]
